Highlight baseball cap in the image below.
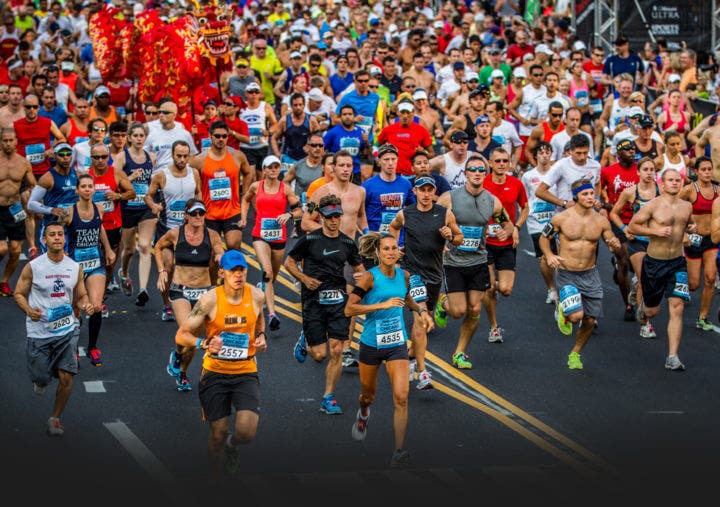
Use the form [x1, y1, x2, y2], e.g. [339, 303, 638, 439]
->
[668, 73, 681, 83]
[228, 95, 245, 108]
[614, 35, 629, 45]
[474, 115, 491, 125]
[397, 100, 414, 113]
[220, 250, 248, 270]
[317, 41, 327, 49]
[464, 71, 479, 82]
[414, 176, 436, 189]
[513, 66, 527, 78]
[433, 20, 444, 29]
[235, 57, 249, 67]
[94, 85, 110, 97]
[262, 155, 281, 168]
[489, 47, 501, 55]
[308, 88, 324, 101]
[318, 203, 344, 217]
[246, 82, 261, 92]
[449, 130, 469, 143]
[615, 139, 635, 151]
[184, 198, 207, 214]
[258, 23, 270, 31]
[412, 89, 428, 101]
[572, 40, 587, 52]
[523, 52, 535, 61]
[491, 69, 505, 80]
[627, 106, 645, 118]
[368, 65, 382, 76]
[204, 99, 217, 107]
[53, 142, 72, 154]
[290, 51, 302, 59]
[638, 114, 654, 127]
[535, 44, 554, 56]
[377, 143, 398, 158]
[453, 61, 465, 71]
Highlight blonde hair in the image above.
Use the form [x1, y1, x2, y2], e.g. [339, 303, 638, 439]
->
[358, 232, 395, 262]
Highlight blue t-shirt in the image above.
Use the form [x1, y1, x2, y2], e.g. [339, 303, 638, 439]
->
[335, 90, 380, 142]
[603, 53, 644, 88]
[362, 174, 415, 244]
[38, 107, 67, 143]
[330, 72, 354, 98]
[323, 124, 367, 174]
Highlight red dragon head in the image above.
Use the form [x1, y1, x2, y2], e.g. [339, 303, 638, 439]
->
[189, 0, 232, 64]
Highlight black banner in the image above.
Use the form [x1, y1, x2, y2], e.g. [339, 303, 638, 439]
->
[574, 0, 596, 48]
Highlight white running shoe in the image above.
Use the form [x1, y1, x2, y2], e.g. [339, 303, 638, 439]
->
[545, 288, 558, 305]
[408, 358, 417, 382]
[416, 370, 434, 390]
[640, 323, 657, 339]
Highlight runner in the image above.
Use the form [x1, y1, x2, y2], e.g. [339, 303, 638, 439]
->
[13, 222, 94, 436]
[241, 155, 302, 331]
[156, 198, 225, 391]
[540, 179, 621, 369]
[270, 92, 319, 177]
[429, 130, 475, 190]
[345, 231, 433, 468]
[284, 194, 364, 413]
[239, 81, 277, 182]
[60, 173, 116, 367]
[389, 176, 463, 389]
[174, 249, 266, 477]
[145, 140, 202, 321]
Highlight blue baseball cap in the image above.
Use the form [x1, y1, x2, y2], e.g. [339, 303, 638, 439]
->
[317, 41, 328, 49]
[475, 115, 491, 125]
[414, 176, 436, 189]
[220, 250, 248, 270]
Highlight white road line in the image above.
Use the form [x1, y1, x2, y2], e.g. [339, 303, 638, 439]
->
[645, 411, 684, 415]
[522, 249, 536, 257]
[104, 420, 174, 483]
[83, 380, 106, 393]
[78, 346, 87, 357]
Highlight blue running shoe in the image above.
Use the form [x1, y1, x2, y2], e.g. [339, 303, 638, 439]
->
[319, 394, 343, 415]
[167, 350, 182, 378]
[176, 372, 192, 391]
[293, 332, 307, 363]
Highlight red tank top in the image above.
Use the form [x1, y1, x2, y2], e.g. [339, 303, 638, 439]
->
[251, 180, 288, 242]
[542, 121, 564, 142]
[14, 116, 52, 176]
[692, 182, 717, 215]
[67, 118, 89, 145]
[201, 151, 241, 221]
[89, 165, 122, 230]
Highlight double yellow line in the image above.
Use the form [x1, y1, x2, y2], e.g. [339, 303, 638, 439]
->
[241, 241, 615, 479]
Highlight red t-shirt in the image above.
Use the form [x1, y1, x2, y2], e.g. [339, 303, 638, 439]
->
[600, 162, 639, 223]
[483, 174, 528, 247]
[14, 116, 52, 176]
[221, 115, 250, 150]
[582, 61, 605, 98]
[89, 165, 122, 230]
[506, 44, 535, 67]
[377, 121, 433, 176]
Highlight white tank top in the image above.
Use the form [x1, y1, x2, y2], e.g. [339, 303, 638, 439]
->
[444, 152, 470, 189]
[609, 99, 632, 130]
[162, 166, 197, 229]
[657, 154, 687, 184]
[239, 102, 269, 148]
[27, 253, 80, 339]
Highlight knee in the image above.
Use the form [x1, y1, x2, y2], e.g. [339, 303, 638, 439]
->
[466, 302, 482, 316]
[393, 393, 409, 409]
[497, 285, 512, 297]
[137, 241, 152, 256]
[359, 393, 375, 406]
[309, 348, 327, 363]
[0, 245, 7, 257]
[234, 426, 257, 445]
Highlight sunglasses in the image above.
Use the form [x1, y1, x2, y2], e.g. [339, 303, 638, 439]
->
[187, 210, 206, 217]
[213, 133, 228, 139]
[323, 213, 343, 219]
[466, 166, 487, 172]
[630, 99, 643, 103]
[24, 104, 39, 109]
[56, 151, 72, 157]
[454, 140, 469, 144]
[91, 155, 108, 160]
[492, 158, 509, 163]
[549, 113, 563, 117]
[145, 110, 158, 115]
[356, 79, 369, 83]
[246, 90, 260, 94]
[224, 102, 235, 107]
[368, 85, 378, 89]
[593, 53, 604, 57]
[308, 143, 324, 147]
[92, 127, 106, 132]
[532, 73, 543, 77]
[158, 110, 173, 115]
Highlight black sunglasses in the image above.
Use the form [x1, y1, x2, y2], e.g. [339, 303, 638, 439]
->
[187, 210, 206, 217]
[213, 133, 229, 139]
[24, 104, 39, 109]
[308, 143, 324, 147]
[91, 155, 108, 160]
[466, 166, 487, 172]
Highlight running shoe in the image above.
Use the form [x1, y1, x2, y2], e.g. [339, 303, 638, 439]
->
[451, 352, 472, 369]
[416, 370, 434, 390]
[319, 394, 343, 415]
[268, 313, 280, 331]
[176, 372, 192, 392]
[224, 438, 242, 475]
[555, 305, 572, 335]
[47, 417, 64, 437]
[665, 355, 686, 371]
[101, 303, 109, 318]
[167, 350, 182, 377]
[390, 449, 412, 469]
[640, 323, 657, 339]
[33, 382, 46, 395]
[567, 351, 583, 370]
[408, 358, 417, 382]
[89, 348, 103, 367]
[351, 409, 369, 441]
[342, 348, 359, 368]
[120, 273, 133, 296]
[628, 276, 638, 306]
[161, 306, 175, 322]
[106, 276, 119, 293]
[256, 280, 266, 291]
[135, 288, 149, 307]
[434, 293, 448, 328]
[293, 332, 307, 363]
[545, 288, 558, 305]
[623, 305, 636, 322]
[488, 327, 504, 343]
[0, 282, 13, 297]
[696, 318, 716, 332]
[28, 246, 39, 260]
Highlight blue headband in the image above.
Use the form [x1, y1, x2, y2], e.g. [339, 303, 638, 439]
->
[572, 183, 594, 196]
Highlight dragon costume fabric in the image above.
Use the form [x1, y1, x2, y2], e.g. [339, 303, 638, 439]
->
[89, 1, 233, 128]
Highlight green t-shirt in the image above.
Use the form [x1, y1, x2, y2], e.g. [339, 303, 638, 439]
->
[250, 55, 283, 105]
[479, 64, 512, 86]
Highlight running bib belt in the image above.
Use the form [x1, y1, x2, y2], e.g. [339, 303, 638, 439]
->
[458, 225, 483, 252]
[260, 218, 282, 241]
[688, 234, 702, 248]
[167, 200, 187, 223]
[214, 331, 250, 360]
[183, 286, 210, 302]
[672, 272, 690, 299]
[319, 289, 344, 305]
[380, 211, 397, 233]
[559, 285, 582, 315]
[532, 201, 555, 224]
[128, 183, 148, 207]
[487, 223, 503, 237]
[248, 127, 262, 144]
[25, 143, 45, 165]
[92, 190, 114, 212]
[9, 201, 26, 223]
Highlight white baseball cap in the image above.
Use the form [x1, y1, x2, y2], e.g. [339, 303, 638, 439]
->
[627, 106, 645, 118]
[464, 71, 479, 82]
[412, 89, 428, 100]
[262, 155, 281, 168]
[491, 69, 505, 80]
[433, 20, 444, 29]
[290, 51, 302, 59]
[246, 82, 261, 92]
[536, 44, 554, 56]
[397, 100, 414, 112]
[513, 66, 527, 78]
[308, 88, 324, 101]
[668, 73, 681, 83]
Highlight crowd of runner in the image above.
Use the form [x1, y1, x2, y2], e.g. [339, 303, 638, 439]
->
[2, 0, 720, 476]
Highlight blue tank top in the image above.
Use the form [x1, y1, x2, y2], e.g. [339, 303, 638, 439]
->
[284, 113, 311, 161]
[67, 203, 105, 274]
[121, 147, 153, 211]
[359, 266, 408, 349]
[42, 166, 78, 225]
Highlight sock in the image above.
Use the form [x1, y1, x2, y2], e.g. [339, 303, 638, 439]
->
[88, 312, 102, 350]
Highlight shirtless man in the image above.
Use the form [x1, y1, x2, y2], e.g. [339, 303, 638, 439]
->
[0, 128, 36, 296]
[628, 168, 696, 371]
[540, 179, 621, 370]
[301, 149, 368, 367]
[413, 89, 443, 143]
[0, 84, 25, 129]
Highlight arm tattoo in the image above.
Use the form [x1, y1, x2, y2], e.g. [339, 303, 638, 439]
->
[188, 302, 204, 319]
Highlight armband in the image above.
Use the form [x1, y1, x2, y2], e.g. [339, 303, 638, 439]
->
[352, 286, 368, 299]
[290, 201, 302, 211]
[621, 224, 627, 231]
[493, 207, 510, 223]
[541, 222, 555, 238]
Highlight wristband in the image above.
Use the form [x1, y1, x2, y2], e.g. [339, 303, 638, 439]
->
[621, 224, 627, 231]
[196, 338, 203, 349]
[416, 308, 426, 315]
[362, 228, 369, 234]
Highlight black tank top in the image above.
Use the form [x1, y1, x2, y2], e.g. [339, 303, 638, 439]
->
[174, 225, 212, 268]
[634, 139, 659, 160]
[463, 113, 477, 140]
[400, 203, 447, 284]
[284, 113, 311, 160]
[121, 147, 153, 211]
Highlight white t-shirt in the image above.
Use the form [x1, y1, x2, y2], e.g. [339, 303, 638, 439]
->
[522, 167, 558, 234]
[145, 125, 198, 174]
[517, 84, 547, 136]
[491, 120, 524, 156]
[529, 92, 571, 124]
[550, 130, 595, 161]
[540, 156, 602, 207]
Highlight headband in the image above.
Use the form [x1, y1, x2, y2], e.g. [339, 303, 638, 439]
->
[318, 204, 343, 217]
[572, 183, 594, 196]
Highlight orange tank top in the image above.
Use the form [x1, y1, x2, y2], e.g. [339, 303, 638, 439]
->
[201, 151, 241, 220]
[202, 284, 259, 375]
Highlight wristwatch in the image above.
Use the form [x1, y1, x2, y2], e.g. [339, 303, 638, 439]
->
[562, 200, 568, 207]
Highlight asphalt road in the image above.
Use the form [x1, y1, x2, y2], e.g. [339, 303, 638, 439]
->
[2, 222, 719, 505]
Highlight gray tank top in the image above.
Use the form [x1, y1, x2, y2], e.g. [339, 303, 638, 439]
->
[294, 157, 323, 198]
[443, 186, 495, 266]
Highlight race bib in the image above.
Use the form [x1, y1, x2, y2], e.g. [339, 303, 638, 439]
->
[92, 191, 114, 212]
[213, 331, 250, 361]
[357, 117, 373, 135]
[688, 234, 702, 248]
[574, 90, 588, 107]
[47, 304, 74, 334]
[9, 201, 26, 223]
[559, 285, 582, 315]
[319, 288, 344, 305]
[74, 246, 101, 273]
[248, 127, 262, 144]
[280, 154, 296, 175]
[209, 177, 231, 201]
[375, 315, 404, 348]
[488, 223, 503, 238]
[590, 99, 603, 114]
[201, 138, 211, 149]
[128, 183, 148, 207]
[672, 271, 690, 300]
[379, 211, 397, 233]
[182, 286, 209, 302]
[339, 136, 360, 156]
[26, 143, 46, 165]
[532, 201, 555, 224]
[458, 225, 483, 252]
[409, 274, 427, 302]
[167, 200, 187, 223]
[260, 218, 282, 241]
